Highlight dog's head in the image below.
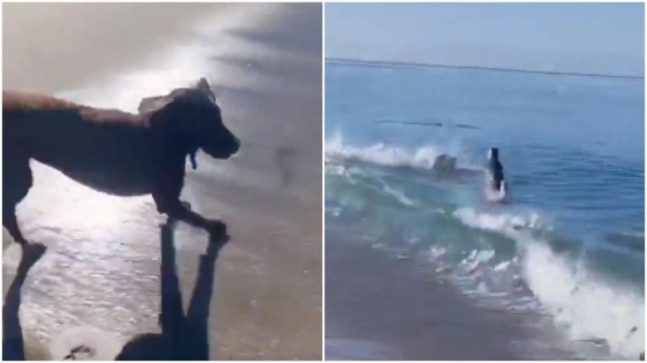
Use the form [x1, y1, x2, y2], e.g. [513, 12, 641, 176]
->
[142, 78, 240, 160]
[487, 147, 499, 161]
[432, 154, 457, 173]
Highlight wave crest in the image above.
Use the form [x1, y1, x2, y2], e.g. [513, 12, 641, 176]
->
[326, 133, 445, 170]
[453, 207, 644, 358]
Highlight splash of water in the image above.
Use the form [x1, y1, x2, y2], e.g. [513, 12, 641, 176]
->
[453, 207, 645, 359]
[326, 133, 443, 170]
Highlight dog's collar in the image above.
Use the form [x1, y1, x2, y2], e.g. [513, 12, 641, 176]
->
[189, 149, 198, 170]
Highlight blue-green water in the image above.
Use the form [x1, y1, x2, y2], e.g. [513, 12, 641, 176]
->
[325, 61, 644, 359]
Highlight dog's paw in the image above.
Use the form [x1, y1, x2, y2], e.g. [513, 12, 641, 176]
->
[207, 220, 227, 239]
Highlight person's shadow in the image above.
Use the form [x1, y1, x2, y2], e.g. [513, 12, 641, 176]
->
[116, 220, 229, 360]
[3, 243, 47, 360]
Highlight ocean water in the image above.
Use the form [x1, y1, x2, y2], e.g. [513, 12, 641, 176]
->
[325, 61, 644, 359]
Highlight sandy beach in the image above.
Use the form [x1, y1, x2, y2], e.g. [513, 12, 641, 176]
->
[3, 3, 322, 360]
[325, 238, 525, 360]
[4, 3, 231, 93]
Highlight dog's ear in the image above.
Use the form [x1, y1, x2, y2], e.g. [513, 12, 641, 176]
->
[195, 77, 216, 102]
[138, 95, 173, 115]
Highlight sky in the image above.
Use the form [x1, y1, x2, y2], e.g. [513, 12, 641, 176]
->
[326, 3, 645, 76]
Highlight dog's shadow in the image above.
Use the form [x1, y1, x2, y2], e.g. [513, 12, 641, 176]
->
[116, 221, 228, 360]
[3, 243, 47, 360]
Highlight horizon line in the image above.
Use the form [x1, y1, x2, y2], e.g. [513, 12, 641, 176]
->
[326, 57, 644, 80]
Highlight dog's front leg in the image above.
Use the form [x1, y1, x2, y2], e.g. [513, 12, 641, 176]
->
[152, 174, 186, 217]
[152, 178, 226, 237]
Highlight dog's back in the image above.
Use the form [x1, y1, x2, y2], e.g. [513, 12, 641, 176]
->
[4, 91, 156, 195]
[4, 91, 84, 155]
[3, 91, 146, 126]
[4, 91, 80, 111]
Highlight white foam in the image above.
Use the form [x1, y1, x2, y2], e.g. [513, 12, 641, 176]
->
[522, 242, 644, 359]
[453, 207, 645, 358]
[484, 183, 507, 204]
[381, 183, 417, 207]
[325, 133, 443, 170]
[454, 207, 548, 233]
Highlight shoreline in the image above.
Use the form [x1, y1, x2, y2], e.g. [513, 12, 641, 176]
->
[325, 237, 532, 360]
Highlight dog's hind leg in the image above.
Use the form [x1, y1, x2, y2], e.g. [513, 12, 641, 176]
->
[3, 157, 33, 245]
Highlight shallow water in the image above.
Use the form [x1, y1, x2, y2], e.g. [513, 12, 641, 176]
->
[325, 61, 644, 359]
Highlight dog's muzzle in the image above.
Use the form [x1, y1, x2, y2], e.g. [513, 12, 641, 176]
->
[204, 137, 240, 159]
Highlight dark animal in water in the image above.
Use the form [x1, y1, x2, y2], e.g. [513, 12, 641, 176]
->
[432, 154, 457, 173]
[486, 147, 505, 191]
[3, 78, 240, 245]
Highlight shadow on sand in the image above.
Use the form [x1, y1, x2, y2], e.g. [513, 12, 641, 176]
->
[117, 220, 228, 360]
[3, 243, 47, 360]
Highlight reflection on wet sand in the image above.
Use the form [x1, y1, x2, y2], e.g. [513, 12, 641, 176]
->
[117, 221, 228, 360]
[3, 244, 47, 360]
[2, 223, 228, 361]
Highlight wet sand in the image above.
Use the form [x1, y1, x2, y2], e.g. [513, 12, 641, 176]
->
[325, 237, 579, 360]
[3, 3, 321, 360]
[3, 3, 232, 92]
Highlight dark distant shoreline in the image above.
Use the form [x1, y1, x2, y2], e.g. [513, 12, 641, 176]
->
[326, 57, 644, 80]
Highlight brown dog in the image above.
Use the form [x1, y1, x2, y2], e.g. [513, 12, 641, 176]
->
[3, 78, 240, 245]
